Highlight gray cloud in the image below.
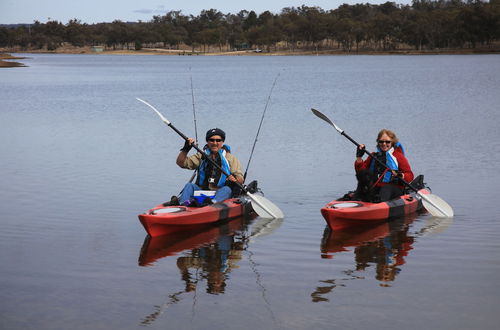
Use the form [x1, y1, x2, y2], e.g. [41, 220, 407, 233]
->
[134, 5, 167, 15]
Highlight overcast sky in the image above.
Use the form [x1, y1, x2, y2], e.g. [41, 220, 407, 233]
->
[0, 0, 411, 24]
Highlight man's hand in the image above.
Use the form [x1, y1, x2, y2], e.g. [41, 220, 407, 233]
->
[180, 138, 195, 152]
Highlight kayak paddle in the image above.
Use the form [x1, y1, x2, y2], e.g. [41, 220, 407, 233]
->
[311, 108, 454, 218]
[137, 97, 284, 219]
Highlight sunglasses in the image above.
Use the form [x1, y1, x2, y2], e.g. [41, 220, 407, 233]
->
[378, 140, 392, 144]
[208, 138, 223, 142]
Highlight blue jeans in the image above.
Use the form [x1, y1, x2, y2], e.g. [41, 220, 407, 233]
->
[179, 183, 232, 204]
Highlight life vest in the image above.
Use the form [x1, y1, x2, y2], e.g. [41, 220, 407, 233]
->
[369, 142, 405, 183]
[197, 145, 231, 189]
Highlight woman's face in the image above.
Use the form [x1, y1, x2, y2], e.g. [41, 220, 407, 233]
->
[377, 133, 393, 152]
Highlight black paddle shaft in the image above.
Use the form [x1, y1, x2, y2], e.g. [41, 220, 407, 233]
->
[168, 122, 248, 193]
[341, 131, 362, 148]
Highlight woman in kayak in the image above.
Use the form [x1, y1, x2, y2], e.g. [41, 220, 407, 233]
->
[174, 128, 244, 206]
[355, 129, 414, 202]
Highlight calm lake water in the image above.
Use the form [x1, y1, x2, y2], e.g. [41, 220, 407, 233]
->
[1, 54, 499, 330]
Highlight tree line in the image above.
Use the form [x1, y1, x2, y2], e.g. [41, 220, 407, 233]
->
[1, 0, 499, 53]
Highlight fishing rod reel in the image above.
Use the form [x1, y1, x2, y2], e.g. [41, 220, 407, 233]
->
[230, 179, 260, 197]
[245, 180, 260, 194]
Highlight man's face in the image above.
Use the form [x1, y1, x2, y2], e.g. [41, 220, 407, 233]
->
[207, 135, 223, 153]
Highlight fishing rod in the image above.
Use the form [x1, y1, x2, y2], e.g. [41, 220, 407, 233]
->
[189, 68, 199, 143]
[186, 69, 199, 185]
[244, 73, 280, 180]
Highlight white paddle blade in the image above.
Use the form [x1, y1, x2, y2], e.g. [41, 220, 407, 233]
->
[420, 193, 454, 218]
[247, 193, 284, 219]
[136, 98, 170, 124]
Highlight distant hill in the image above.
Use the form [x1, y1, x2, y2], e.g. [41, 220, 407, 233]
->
[0, 24, 31, 28]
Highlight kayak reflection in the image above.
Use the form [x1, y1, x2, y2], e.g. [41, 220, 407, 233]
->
[139, 215, 251, 267]
[314, 213, 452, 302]
[319, 214, 417, 291]
[139, 215, 282, 325]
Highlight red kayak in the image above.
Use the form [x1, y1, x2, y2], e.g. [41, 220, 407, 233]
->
[321, 188, 429, 230]
[138, 197, 253, 237]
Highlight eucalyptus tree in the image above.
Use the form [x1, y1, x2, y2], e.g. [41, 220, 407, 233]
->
[65, 19, 86, 47]
[151, 11, 189, 48]
[88, 23, 108, 47]
[243, 11, 258, 31]
[225, 11, 246, 50]
[280, 7, 303, 51]
[457, 0, 500, 47]
[29, 21, 49, 49]
[105, 20, 131, 49]
[194, 9, 226, 51]
[1, 25, 30, 49]
[0, 27, 11, 47]
[332, 17, 356, 51]
[297, 6, 328, 50]
[40, 20, 65, 50]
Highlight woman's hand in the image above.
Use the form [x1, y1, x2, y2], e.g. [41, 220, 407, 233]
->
[391, 170, 404, 180]
[356, 144, 366, 159]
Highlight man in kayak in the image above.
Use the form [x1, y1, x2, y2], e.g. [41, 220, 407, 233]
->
[355, 129, 414, 202]
[173, 128, 244, 206]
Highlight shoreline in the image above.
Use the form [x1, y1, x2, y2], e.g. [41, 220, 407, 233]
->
[5, 44, 500, 56]
[0, 53, 27, 67]
[2, 46, 499, 67]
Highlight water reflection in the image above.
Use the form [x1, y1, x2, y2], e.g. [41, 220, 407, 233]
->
[138, 216, 250, 267]
[313, 214, 452, 302]
[138, 215, 282, 325]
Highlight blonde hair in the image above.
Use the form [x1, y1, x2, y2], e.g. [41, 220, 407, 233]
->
[377, 129, 398, 145]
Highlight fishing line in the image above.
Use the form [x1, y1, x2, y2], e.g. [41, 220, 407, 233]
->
[245, 244, 279, 325]
[140, 290, 184, 326]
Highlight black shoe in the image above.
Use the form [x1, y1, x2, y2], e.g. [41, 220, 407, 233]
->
[162, 195, 179, 206]
[181, 197, 200, 207]
[188, 197, 200, 207]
